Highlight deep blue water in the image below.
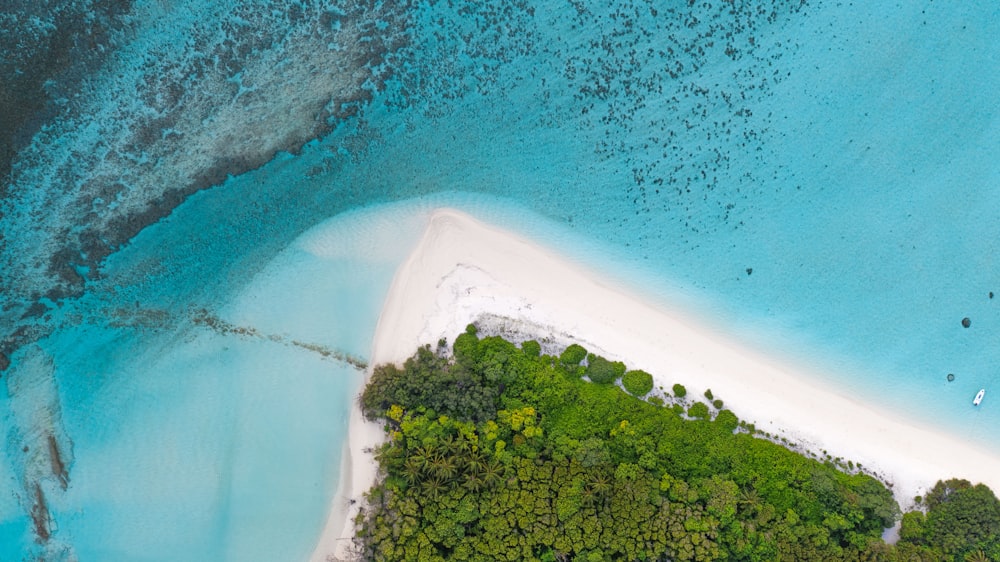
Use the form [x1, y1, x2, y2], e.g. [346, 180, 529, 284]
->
[1, 0, 999, 559]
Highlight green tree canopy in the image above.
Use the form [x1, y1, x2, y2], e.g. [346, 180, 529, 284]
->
[356, 332, 993, 561]
[585, 354, 623, 384]
[559, 343, 587, 366]
[621, 369, 653, 396]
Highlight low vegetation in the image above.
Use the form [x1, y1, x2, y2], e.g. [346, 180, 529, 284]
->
[621, 369, 653, 397]
[672, 383, 687, 398]
[357, 330, 1000, 561]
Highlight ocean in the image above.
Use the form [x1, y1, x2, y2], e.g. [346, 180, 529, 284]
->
[1, 0, 998, 559]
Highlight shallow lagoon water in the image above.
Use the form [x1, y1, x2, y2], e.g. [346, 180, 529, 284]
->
[2, 0, 1000, 559]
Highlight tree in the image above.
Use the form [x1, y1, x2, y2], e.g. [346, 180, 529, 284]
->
[899, 510, 927, 545]
[672, 383, 687, 398]
[402, 457, 424, 485]
[462, 472, 485, 493]
[521, 340, 541, 357]
[923, 479, 1000, 557]
[560, 344, 588, 366]
[965, 549, 990, 562]
[687, 402, 709, 420]
[622, 370, 654, 396]
[421, 477, 446, 501]
[714, 409, 739, 433]
[481, 461, 504, 488]
[586, 355, 621, 384]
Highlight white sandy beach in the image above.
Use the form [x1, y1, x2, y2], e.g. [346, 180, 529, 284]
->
[311, 208, 1000, 560]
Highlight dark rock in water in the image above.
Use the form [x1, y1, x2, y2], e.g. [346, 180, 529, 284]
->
[30, 483, 50, 543]
[48, 433, 69, 491]
[990, 292, 994, 299]
[947, 373, 955, 382]
[962, 317, 971, 328]
[0, 350, 8, 371]
[746, 267, 753, 275]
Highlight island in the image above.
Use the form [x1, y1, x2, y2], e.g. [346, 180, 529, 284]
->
[310, 209, 1000, 561]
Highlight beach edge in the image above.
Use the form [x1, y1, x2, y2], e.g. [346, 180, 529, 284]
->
[310, 207, 1000, 560]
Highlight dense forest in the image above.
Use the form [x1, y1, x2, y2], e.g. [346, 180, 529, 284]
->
[355, 326, 1000, 561]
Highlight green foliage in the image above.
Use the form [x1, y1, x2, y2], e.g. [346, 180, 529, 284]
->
[687, 401, 710, 420]
[899, 510, 927, 543]
[704, 388, 714, 400]
[621, 369, 654, 396]
[712, 399, 724, 409]
[521, 339, 541, 357]
[559, 343, 588, 366]
[714, 409, 739, 433]
[357, 334, 992, 562]
[585, 355, 621, 385]
[898, 479, 1000, 559]
[360, 334, 525, 423]
[672, 383, 687, 398]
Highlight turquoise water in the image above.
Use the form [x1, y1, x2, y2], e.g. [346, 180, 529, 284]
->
[2, 0, 1000, 559]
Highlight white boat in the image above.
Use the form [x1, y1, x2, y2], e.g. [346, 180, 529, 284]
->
[974, 388, 985, 406]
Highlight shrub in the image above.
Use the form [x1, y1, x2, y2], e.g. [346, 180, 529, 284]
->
[704, 389, 714, 400]
[560, 344, 588, 366]
[586, 355, 619, 384]
[712, 399, 724, 409]
[453, 332, 480, 367]
[672, 383, 687, 398]
[613, 360, 626, 378]
[586, 353, 624, 374]
[622, 370, 654, 396]
[687, 402, 710, 420]
[715, 409, 739, 433]
[521, 340, 541, 357]
[647, 396, 664, 407]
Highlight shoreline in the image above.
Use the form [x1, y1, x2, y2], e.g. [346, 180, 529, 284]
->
[307, 392, 383, 562]
[310, 207, 1000, 560]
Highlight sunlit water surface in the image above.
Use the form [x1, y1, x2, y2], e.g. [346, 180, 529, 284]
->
[2, 0, 999, 559]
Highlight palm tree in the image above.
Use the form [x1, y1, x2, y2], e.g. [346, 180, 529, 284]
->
[402, 457, 424, 485]
[374, 444, 405, 472]
[440, 456, 459, 480]
[409, 446, 433, 471]
[464, 451, 487, 476]
[738, 487, 761, 515]
[429, 453, 459, 481]
[589, 471, 611, 497]
[440, 434, 458, 454]
[453, 431, 471, 452]
[964, 550, 990, 562]
[482, 461, 504, 488]
[462, 472, 485, 493]
[421, 477, 447, 501]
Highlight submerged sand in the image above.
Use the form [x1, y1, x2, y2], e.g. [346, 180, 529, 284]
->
[311, 208, 1000, 560]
